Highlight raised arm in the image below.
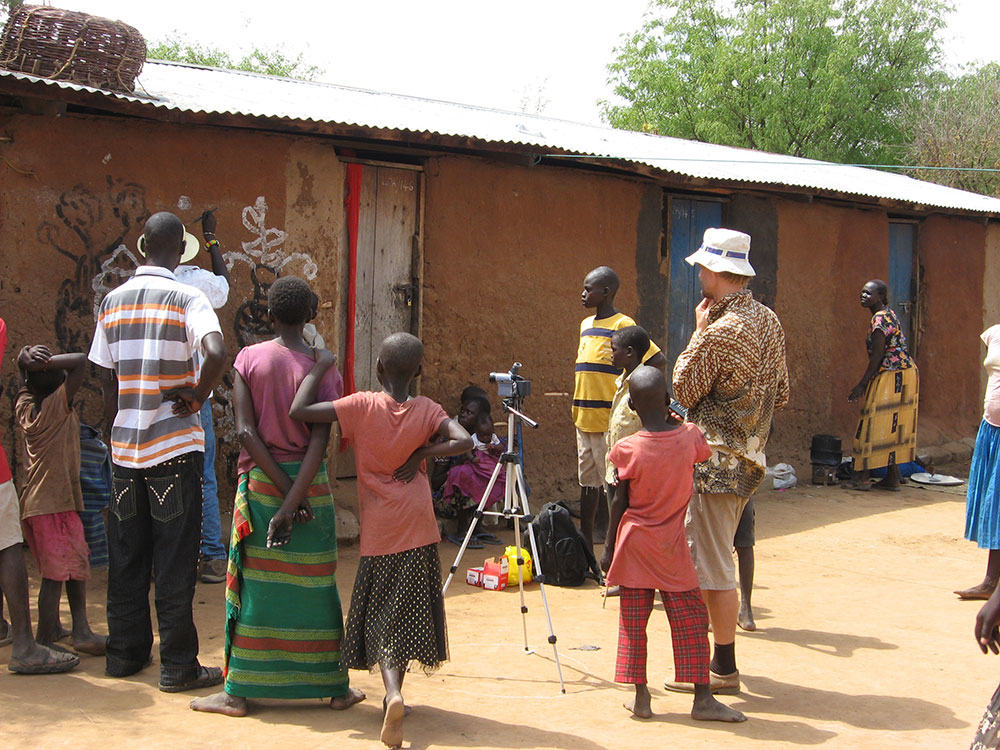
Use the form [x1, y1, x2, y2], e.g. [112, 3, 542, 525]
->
[288, 349, 340, 423]
[266, 422, 332, 548]
[201, 209, 231, 286]
[233, 371, 292, 495]
[393, 417, 473, 483]
[19, 348, 88, 404]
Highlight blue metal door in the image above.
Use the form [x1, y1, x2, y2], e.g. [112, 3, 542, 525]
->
[667, 198, 723, 377]
[888, 222, 916, 348]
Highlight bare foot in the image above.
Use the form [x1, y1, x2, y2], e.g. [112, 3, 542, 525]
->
[72, 634, 107, 656]
[624, 685, 652, 719]
[692, 694, 747, 723]
[737, 603, 756, 632]
[382, 697, 413, 717]
[330, 687, 366, 710]
[956, 582, 997, 600]
[190, 691, 248, 717]
[381, 692, 405, 748]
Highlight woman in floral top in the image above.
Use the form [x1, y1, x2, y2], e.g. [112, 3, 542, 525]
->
[847, 280, 919, 490]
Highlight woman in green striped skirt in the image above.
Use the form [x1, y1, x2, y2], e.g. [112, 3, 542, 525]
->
[191, 276, 364, 717]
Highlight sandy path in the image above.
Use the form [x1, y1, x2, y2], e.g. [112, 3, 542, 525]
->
[1, 477, 995, 749]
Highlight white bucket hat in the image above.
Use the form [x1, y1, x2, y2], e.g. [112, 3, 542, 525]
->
[685, 227, 755, 277]
[137, 230, 200, 264]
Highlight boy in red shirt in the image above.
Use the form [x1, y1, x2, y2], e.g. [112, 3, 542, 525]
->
[602, 366, 745, 723]
[290, 332, 473, 749]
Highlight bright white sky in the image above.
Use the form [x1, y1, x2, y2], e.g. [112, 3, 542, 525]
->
[51, 0, 1000, 125]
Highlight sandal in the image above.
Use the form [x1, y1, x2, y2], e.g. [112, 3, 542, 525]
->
[474, 532, 504, 545]
[8, 645, 80, 674]
[158, 665, 224, 693]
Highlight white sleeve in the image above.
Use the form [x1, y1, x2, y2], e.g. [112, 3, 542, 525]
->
[88, 317, 114, 369]
[185, 290, 223, 355]
[176, 267, 230, 309]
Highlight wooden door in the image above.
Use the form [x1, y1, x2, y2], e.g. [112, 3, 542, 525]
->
[354, 166, 420, 390]
[666, 198, 723, 377]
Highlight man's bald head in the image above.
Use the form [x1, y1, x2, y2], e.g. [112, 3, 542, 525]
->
[628, 365, 668, 412]
[142, 212, 185, 266]
[378, 332, 424, 380]
[585, 266, 620, 295]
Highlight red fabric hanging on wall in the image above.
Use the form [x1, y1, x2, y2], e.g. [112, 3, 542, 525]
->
[341, 162, 363, 451]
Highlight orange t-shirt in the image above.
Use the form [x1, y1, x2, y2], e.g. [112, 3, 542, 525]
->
[606, 423, 711, 591]
[334, 391, 448, 557]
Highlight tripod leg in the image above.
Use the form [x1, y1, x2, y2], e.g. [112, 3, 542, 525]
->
[513, 515, 530, 653]
[441, 460, 505, 596]
[525, 514, 567, 694]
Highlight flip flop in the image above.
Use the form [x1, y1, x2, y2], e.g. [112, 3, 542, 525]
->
[474, 533, 504, 545]
[8, 646, 80, 674]
[159, 665, 224, 693]
[447, 534, 483, 549]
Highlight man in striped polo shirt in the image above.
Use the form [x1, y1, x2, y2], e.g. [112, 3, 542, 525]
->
[573, 267, 664, 553]
[89, 212, 227, 692]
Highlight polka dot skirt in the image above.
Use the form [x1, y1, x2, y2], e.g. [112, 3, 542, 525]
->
[343, 543, 449, 674]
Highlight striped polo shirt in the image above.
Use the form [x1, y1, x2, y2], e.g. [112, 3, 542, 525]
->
[88, 266, 222, 468]
[572, 312, 661, 433]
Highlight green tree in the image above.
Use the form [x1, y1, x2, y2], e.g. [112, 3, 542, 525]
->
[902, 63, 1000, 196]
[147, 35, 322, 81]
[604, 0, 951, 164]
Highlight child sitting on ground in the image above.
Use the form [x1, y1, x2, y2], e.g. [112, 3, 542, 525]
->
[15, 345, 105, 655]
[602, 366, 745, 724]
[289, 332, 473, 750]
[441, 410, 507, 531]
[432, 392, 503, 546]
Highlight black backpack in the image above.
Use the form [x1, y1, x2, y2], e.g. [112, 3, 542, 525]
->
[523, 501, 602, 587]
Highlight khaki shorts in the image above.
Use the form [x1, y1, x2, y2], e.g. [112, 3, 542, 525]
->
[0, 480, 23, 551]
[576, 428, 608, 488]
[685, 491, 749, 591]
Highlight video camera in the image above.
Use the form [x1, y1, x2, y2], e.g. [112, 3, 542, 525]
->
[489, 361, 531, 400]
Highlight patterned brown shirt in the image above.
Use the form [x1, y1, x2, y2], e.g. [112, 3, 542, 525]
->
[672, 290, 789, 497]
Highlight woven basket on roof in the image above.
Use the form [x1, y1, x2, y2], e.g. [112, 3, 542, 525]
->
[0, 6, 145, 93]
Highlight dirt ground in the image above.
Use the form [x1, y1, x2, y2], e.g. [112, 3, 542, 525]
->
[2, 470, 997, 750]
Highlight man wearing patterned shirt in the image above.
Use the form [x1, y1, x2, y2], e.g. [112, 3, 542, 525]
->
[89, 212, 227, 692]
[665, 228, 788, 696]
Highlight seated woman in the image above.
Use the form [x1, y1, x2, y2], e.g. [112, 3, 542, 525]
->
[433, 396, 505, 546]
[846, 279, 919, 491]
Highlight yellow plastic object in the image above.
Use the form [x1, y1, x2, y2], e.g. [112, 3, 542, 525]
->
[504, 545, 533, 586]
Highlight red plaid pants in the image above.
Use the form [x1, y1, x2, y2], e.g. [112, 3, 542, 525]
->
[615, 586, 710, 685]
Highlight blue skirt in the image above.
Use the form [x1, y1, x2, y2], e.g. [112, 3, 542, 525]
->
[966, 420, 1000, 549]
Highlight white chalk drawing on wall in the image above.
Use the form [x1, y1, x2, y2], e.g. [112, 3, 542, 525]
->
[224, 195, 317, 350]
[91, 244, 140, 318]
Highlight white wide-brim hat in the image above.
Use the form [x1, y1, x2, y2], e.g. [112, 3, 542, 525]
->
[685, 227, 756, 277]
[137, 230, 200, 264]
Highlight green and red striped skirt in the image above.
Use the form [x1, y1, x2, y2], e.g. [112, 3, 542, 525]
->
[224, 461, 350, 699]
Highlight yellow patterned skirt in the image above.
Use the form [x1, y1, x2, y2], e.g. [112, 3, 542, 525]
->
[852, 366, 919, 471]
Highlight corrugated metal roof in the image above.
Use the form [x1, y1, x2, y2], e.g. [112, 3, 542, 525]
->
[4, 60, 1000, 214]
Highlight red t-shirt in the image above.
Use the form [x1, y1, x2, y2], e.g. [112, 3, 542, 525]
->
[0, 318, 11, 485]
[606, 423, 711, 591]
[334, 391, 447, 557]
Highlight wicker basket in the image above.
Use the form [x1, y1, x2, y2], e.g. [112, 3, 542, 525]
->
[0, 6, 145, 93]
